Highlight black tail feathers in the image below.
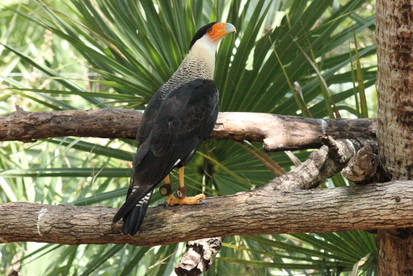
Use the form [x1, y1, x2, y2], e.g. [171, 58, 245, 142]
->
[113, 190, 153, 235]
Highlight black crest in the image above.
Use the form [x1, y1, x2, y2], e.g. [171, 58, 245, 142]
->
[188, 22, 217, 51]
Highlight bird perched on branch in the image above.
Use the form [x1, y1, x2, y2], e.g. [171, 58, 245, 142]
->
[113, 22, 236, 235]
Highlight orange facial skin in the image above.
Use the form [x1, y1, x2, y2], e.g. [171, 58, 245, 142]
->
[207, 22, 228, 41]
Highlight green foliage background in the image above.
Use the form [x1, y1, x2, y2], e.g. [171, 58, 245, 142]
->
[0, 0, 377, 275]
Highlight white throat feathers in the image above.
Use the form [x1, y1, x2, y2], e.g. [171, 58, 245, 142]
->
[186, 34, 219, 77]
[159, 34, 219, 97]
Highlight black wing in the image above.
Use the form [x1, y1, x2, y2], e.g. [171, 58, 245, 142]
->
[113, 79, 219, 235]
[136, 88, 163, 145]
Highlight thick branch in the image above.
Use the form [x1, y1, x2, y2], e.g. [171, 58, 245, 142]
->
[0, 108, 376, 151]
[0, 108, 142, 142]
[1, 180, 413, 246]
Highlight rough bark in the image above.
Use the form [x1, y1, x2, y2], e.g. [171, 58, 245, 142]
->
[0, 180, 413, 246]
[377, 229, 413, 275]
[376, 0, 413, 274]
[0, 108, 376, 151]
[0, 108, 142, 142]
[342, 142, 380, 184]
[175, 237, 222, 276]
[376, 0, 413, 179]
[264, 137, 374, 191]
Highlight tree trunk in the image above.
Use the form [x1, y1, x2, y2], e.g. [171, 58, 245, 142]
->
[376, 0, 413, 274]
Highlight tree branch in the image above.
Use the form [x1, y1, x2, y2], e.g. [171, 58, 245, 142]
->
[175, 237, 222, 276]
[0, 108, 376, 151]
[0, 180, 412, 246]
[262, 137, 374, 191]
[342, 142, 381, 184]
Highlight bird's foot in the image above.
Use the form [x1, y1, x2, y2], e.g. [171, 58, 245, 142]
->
[165, 194, 205, 206]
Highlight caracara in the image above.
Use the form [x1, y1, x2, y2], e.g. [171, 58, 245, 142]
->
[113, 22, 236, 235]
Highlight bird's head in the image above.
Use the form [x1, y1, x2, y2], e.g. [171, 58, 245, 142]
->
[189, 22, 236, 52]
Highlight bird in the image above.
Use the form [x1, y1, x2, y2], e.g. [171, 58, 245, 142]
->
[113, 22, 236, 235]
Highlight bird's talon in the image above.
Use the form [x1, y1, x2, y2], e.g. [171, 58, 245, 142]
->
[165, 194, 206, 206]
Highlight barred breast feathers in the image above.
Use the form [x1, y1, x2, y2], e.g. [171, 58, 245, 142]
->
[159, 35, 217, 98]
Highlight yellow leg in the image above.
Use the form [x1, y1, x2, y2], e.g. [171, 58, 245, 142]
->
[177, 167, 185, 198]
[165, 167, 205, 206]
[179, 167, 184, 188]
